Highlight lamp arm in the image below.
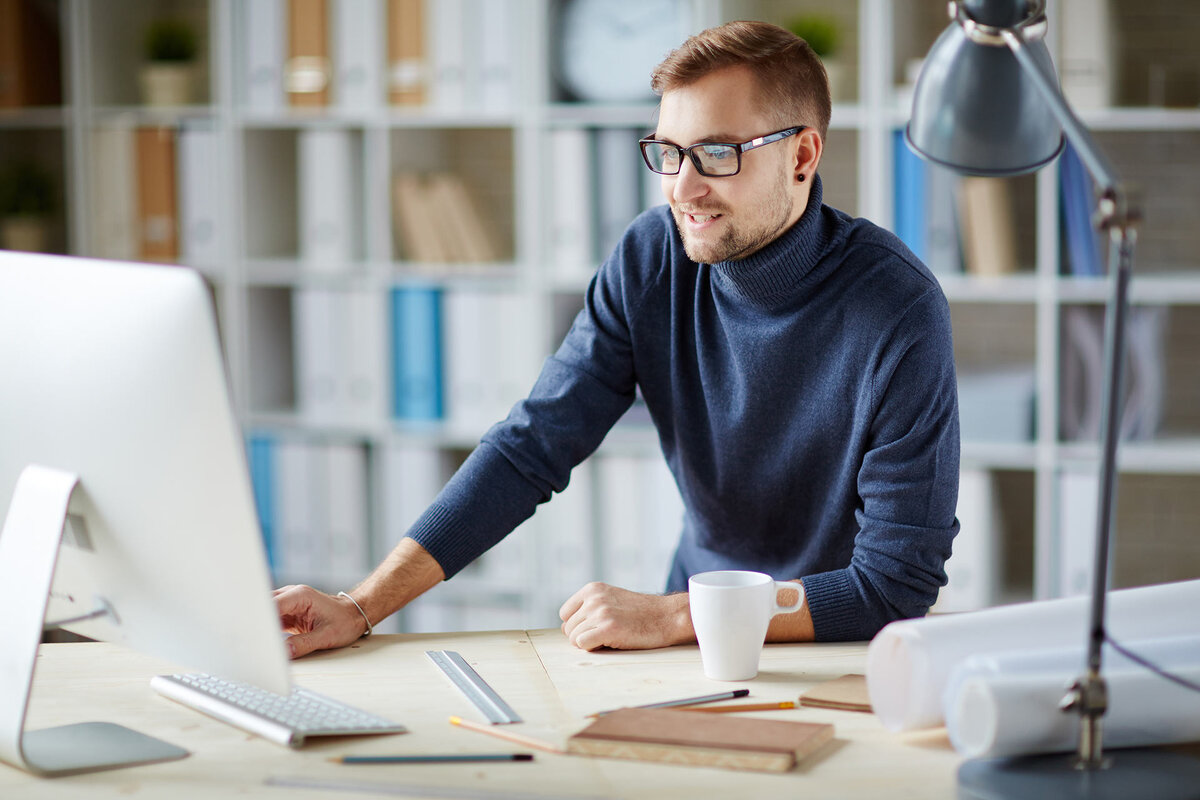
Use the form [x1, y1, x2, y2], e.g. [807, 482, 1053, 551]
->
[1001, 22, 1143, 772]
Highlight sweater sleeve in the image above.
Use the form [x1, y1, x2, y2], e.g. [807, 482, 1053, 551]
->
[407, 233, 648, 578]
[802, 288, 961, 641]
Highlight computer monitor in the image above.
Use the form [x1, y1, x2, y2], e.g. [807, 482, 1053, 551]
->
[0, 252, 290, 776]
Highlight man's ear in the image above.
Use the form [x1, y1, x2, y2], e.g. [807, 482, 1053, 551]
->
[792, 128, 823, 182]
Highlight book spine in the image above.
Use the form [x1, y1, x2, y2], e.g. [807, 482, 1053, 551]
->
[135, 126, 180, 263]
[387, 0, 426, 106]
[333, 0, 384, 110]
[243, 0, 286, 110]
[892, 129, 927, 262]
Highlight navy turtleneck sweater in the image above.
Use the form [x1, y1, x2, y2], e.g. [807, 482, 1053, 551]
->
[408, 176, 960, 642]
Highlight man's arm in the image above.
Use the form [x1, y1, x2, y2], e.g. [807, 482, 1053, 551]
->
[558, 580, 811, 651]
[276, 537, 444, 658]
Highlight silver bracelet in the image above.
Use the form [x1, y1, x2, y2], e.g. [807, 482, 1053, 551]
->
[337, 591, 373, 637]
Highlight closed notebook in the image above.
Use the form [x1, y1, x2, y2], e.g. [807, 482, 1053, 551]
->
[798, 674, 873, 713]
[566, 707, 833, 773]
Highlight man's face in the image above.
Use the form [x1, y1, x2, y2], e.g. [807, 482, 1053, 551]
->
[656, 65, 807, 264]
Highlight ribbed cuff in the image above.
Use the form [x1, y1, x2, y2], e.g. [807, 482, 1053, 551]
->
[801, 569, 862, 642]
[405, 502, 480, 580]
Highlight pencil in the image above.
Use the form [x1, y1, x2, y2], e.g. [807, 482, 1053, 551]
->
[448, 716, 564, 754]
[329, 753, 534, 764]
[589, 688, 750, 717]
[678, 701, 796, 713]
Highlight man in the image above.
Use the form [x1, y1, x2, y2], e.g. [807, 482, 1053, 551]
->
[276, 20, 960, 659]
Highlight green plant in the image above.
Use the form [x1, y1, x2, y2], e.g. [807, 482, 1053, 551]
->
[143, 18, 198, 62]
[0, 162, 56, 218]
[787, 14, 840, 58]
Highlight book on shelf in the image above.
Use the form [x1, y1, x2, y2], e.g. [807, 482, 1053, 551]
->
[391, 171, 502, 264]
[597, 452, 683, 595]
[932, 468, 1002, 613]
[391, 285, 445, 421]
[594, 127, 643, 263]
[247, 434, 278, 571]
[387, 0, 426, 105]
[332, 0, 384, 110]
[135, 126, 180, 263]
[566, 707, 834, 773]
[286, 0, 331, 107]
[0, 0, 62, 108]
[476, 0, 518, 113]
[242, 0, 285, 110]
[293, 289, 388, 424]
[958, 177, 1018, 276]
[892, 130, 962, 275]
[548, 127, 596, 278]
[1058, 0, 1115, 109]
[427, 0, 467, 111]
[1057, 468, 1102, 598]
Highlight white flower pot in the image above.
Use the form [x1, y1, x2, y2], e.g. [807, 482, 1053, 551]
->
[140, 63, 195, 106]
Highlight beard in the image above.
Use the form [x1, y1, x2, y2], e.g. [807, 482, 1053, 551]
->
[673, 170, 796, 264]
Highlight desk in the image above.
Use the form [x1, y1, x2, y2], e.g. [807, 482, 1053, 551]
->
[4, 630, 961, 798]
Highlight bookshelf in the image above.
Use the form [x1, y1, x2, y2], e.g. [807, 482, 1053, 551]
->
[4, 0, 1198, 632]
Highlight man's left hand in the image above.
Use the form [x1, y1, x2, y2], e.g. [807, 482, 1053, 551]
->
[559, 582, 695, 651]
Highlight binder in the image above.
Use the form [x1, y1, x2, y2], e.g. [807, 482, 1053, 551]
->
[548, 127, 595, 277]
[325, 443, 370, 582]
[178, 122, 222, 269]
[298, 127, 360, 268]
[476, 0, 517, 113]
[892, 129, 927, 261]
[293, 289, 342, 422]
[428, 0, 468, 111]
[246, 433, 278, 572]
[391, 286, 445, 421]
[135, 126, 180, 263]
[343, 289, 389, 423]
[243, 0, 286, 111]
[387, 0, 426, 105]
[333, 0, 384, 110]
[89, 125, 137, 260]
[286, 0, 331, 107]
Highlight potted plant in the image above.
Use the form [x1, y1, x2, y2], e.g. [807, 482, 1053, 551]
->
[787, 14, 846, 101]
[140, 18, 199, 106]
[0, 161, 56, 252]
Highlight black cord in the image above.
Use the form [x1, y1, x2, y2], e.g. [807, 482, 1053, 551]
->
[1105, 633, 1200, 694]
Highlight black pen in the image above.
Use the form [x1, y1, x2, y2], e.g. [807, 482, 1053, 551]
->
[590, 689, 750, 717]
[330, 753, 534, 764]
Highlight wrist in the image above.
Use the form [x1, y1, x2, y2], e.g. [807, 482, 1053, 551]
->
[671, 591, 696, 645]
[337, 591, 373, 638]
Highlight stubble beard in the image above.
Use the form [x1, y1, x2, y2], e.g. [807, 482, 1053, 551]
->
[674, 170, 796, 265]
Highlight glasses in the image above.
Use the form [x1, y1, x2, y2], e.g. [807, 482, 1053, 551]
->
[638, 126, 806, 177]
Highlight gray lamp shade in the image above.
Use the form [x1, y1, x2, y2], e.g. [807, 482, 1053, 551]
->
[906, 21, 1064, 176]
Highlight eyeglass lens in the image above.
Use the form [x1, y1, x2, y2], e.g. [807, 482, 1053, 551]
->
[643, 142, 741, 176]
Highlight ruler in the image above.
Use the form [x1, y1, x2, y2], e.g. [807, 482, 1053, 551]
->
[426, 650, 522, 724]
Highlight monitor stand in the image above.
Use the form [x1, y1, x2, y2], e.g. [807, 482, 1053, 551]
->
[0, 464, 189, 777]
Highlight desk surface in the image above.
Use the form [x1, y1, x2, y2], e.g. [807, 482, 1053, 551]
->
[6, 630, 961, 799]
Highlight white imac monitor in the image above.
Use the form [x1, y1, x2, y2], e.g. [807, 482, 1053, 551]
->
[0, 252, 290, 776]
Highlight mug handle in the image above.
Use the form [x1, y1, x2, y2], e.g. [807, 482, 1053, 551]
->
[771, 581, 806, 616]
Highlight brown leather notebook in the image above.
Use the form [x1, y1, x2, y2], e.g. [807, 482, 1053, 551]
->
[798, 674, 872, 713]
[567, 707, 834, 773]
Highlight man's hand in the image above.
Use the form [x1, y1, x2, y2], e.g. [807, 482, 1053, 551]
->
[275, 585, 369, 659]
[559, 582, 695, 651]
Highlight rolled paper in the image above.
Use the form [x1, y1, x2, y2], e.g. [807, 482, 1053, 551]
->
[865, 579, 1200, 731]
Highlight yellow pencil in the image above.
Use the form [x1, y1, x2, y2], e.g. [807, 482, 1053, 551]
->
[448, 716, 564, 754]
[679, 701, 796, 713]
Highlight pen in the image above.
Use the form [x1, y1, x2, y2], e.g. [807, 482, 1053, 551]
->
[679, 701, 796, 713]
[329, 753, 534, 764]
[448, 716, 564, 754]
[590, 688, 750, 717]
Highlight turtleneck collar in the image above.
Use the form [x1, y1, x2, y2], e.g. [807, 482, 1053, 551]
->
[710, 173, 839, 310]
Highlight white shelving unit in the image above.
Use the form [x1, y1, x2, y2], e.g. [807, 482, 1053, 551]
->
[4, 0, 1198, 632]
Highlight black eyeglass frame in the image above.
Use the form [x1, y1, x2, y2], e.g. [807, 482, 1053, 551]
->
[638, 126, 807, 177]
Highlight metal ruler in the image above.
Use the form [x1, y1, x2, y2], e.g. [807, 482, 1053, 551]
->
[426, 650, 522, 724]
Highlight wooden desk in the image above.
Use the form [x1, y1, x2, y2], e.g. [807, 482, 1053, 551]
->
[4, 630, 961, 798]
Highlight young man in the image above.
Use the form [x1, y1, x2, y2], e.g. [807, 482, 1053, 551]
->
[276, 21, 960, 658]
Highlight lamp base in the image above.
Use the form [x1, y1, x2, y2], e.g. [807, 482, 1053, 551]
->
[958, 747, 1200, 800]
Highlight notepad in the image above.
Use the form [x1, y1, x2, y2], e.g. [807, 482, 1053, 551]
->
[566, 707, 834, 773]
[798, 674, 873, 713]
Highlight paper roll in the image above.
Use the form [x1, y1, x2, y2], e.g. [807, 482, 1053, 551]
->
[865, 579, 1200, 731]
[943, 636, 1200, 757]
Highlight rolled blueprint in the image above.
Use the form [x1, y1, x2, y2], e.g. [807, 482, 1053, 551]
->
[865, 579, 1200, 731]
[944, 636, 1200, 757]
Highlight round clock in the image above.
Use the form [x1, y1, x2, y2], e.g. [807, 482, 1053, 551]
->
[556, 0, 688, 103]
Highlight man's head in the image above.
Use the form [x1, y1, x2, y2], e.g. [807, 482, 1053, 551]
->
[646, 21, 829, 264]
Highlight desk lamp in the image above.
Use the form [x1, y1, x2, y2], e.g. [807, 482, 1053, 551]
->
[907, 1, 1200, 797]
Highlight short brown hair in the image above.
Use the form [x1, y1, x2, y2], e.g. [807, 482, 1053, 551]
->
[651, 20, 831, 141]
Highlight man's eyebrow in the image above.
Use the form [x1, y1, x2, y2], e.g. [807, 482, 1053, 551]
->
[647, 132, 743, 145]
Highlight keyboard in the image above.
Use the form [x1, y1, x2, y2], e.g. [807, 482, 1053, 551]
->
[150, 672, 407, 748]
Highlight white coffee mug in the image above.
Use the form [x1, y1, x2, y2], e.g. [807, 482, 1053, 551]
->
[688, 570, 805, 681]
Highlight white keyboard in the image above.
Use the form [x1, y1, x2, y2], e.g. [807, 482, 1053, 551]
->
[150, 672, 407, 748]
